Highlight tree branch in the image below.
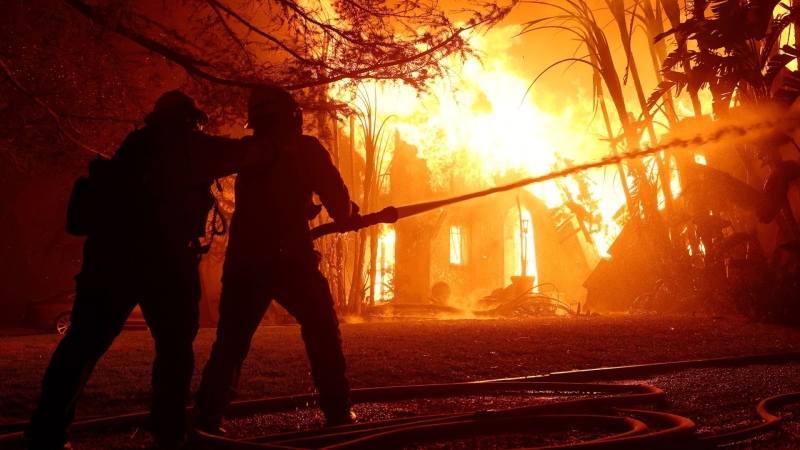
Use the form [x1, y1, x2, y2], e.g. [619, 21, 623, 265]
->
[0, 56, 105, 156]
[274, 0, 388, 48]
[62, 0, 255, 87]
[285, 23, 476, 90]
[205, 0, 328, 68]
[206, 0, 256, 73]
[61, 0, 504, 92]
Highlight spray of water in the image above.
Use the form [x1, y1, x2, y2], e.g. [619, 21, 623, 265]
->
[399, 116, 791, 213]
[313, 112, 797, 238]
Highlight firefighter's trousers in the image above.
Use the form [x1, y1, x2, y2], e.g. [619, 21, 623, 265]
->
[195, 260, 350, 424]
[26, 246, 201, 449]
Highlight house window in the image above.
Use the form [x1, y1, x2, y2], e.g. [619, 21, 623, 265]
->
[450, 226, 467, 265]
[375, 226, 396, 303]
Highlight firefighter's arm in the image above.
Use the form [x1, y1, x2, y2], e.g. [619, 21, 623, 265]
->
[303, 136, 356, 222]
[181, 132, 273, 184]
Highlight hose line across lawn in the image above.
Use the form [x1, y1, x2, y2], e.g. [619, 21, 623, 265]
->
[1, 351, 799, 449]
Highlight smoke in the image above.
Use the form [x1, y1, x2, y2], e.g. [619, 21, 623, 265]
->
[387, 106, 794, 221]
[466, 105, 799, 199]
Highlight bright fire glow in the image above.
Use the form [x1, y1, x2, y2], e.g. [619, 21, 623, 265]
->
[332, 26, 632, 259]
[507, 208, 537, 284]
[669, 156, 682, 200]
[449, 226, 465, 266]
[327, 9, 720, 298]
[374, 225, 395, 303]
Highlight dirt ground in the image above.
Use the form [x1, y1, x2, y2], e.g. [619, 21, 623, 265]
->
[2, 314, 800, 448]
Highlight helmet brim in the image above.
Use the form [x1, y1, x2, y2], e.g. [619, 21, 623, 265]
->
[145, 104, 209, 127]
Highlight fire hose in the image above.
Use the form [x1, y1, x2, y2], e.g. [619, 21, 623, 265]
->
[234, 118, 800, 447]
[2, 120, 798, 449]
[310, 117, 791, 239]
[1, 351, 799, 449]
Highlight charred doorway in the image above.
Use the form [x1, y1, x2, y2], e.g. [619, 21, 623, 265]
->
[504, 204, 538, 292]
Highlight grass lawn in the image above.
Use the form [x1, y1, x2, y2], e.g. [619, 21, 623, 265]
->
[2, 314, 800, 427]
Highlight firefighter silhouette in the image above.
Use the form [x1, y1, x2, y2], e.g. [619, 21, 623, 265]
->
[194, 84, 359, 434]
[26, 91, 273, 450]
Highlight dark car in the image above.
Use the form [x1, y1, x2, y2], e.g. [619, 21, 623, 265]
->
[21, 291, 147, 334]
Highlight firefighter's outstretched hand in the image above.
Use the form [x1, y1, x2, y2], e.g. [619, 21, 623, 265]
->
[350, 201, 360, 217]
[349, 202, 363, 225]
[339, 202, 365, 233]
[306, 203, 323, 220]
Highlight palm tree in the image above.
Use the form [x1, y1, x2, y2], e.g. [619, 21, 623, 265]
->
[346, 83, 396, 313]
[649, 0, 800, 239]
[650, 0, 794, 116]
[521, 0, 668, 234]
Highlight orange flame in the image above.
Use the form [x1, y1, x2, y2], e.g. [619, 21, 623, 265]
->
[333, 25, 636, 257]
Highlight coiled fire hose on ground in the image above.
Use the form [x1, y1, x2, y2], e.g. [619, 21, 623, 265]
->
[1, 351, 799, 449]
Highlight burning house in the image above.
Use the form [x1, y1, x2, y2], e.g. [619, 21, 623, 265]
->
[379, 135, 597, 311]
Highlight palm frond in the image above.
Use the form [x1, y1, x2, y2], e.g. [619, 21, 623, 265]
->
[708, 0, 740, 20]
[653, 19, 691, 44]
[760, 5, 799, 61]
[774, 70, 800, 106]
[765, 52, 796, 88]
[659, 0, 682, 27]
[744, 0, 782, 40]
[646, 80, 677, 111]
[660, 48, 694, 72]
[663, 70, 689, 83]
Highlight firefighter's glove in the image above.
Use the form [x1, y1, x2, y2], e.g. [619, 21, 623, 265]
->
[306, 203, 323, 220]
[348, 202, 364, 229]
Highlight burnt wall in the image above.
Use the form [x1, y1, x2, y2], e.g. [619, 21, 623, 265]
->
[429, 191, 592, 305]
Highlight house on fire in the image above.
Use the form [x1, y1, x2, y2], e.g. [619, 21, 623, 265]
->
[384, 136, 597, 307]
[196, 133, 600, 323]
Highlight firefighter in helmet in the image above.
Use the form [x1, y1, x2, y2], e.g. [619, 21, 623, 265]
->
[194, 85, 358, 434]
[26, 91, 273, 450]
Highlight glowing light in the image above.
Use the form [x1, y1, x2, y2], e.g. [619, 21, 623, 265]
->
[449, 226, 466, 266]
[374, 225, 395, 303]
[777, 7, 798, 72]
[670, 156, 682, 199]
[331, 25, 630, 258]
[511, 208, 537, 282]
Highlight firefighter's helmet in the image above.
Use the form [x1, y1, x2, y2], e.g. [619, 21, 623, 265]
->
[145, 90, 209, 128]
[246, 84, 299, 129]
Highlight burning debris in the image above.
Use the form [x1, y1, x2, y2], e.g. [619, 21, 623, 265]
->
[366, 279, 576, 320]
[314, 111, 800, 324]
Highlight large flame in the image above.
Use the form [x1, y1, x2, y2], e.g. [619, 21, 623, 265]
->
[333, 25, 636, 257]
[325, 2, 726, 306]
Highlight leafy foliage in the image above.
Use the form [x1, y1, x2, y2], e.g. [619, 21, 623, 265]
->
[648, 0, 800, 116]
[61, 0, 514, 92]
[0, 0, 514, 168]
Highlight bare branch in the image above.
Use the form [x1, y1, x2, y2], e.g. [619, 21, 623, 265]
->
[205, 0, 328, 68]
[62, 0, 254, 87]
[285, 24, 474, 90]
[206, 0, 256, 73]
[275, 0, 385, 47]
[60, 0, 512, 93]
[0, 56, 105, 156]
